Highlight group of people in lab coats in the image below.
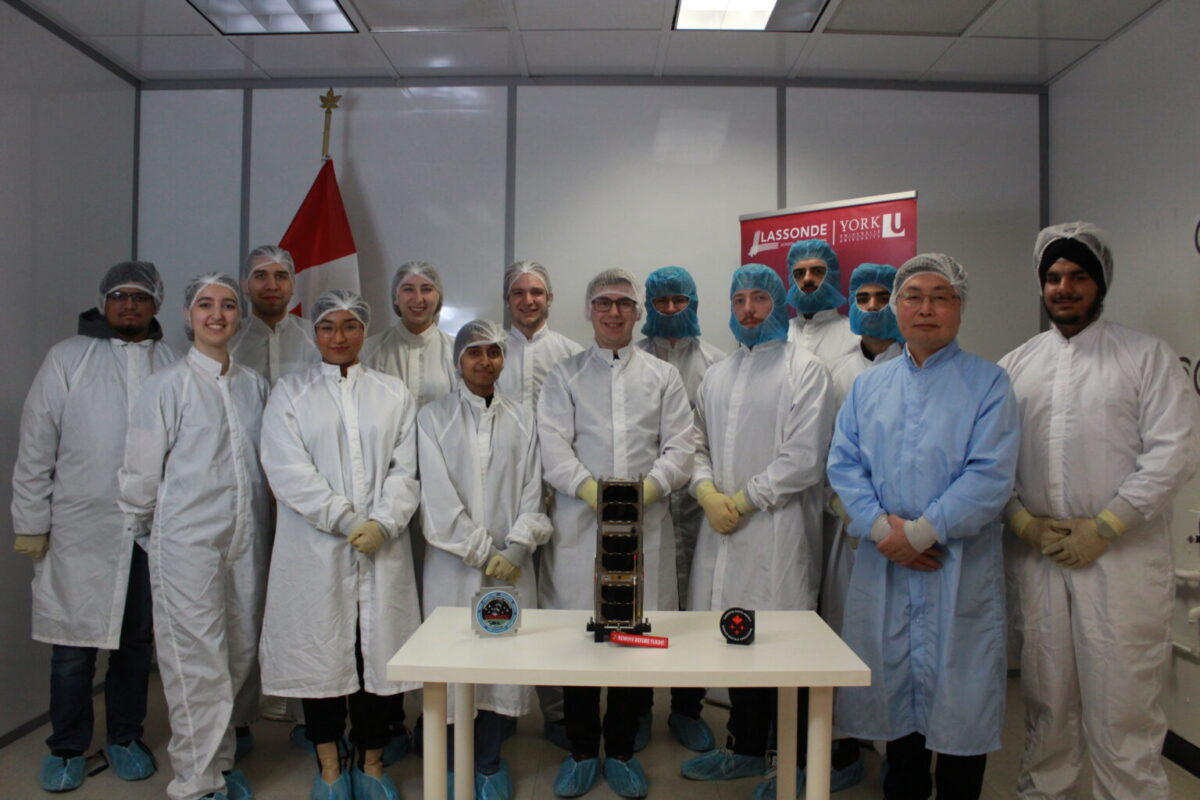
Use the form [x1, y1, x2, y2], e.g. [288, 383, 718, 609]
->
[13, 222, 1198, 800]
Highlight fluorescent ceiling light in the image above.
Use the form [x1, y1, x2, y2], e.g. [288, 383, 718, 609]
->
[675, 0, 827, 32]
[188, 0, 356, 35]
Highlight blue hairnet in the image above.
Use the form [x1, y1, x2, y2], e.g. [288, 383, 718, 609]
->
[641, 266, 701, 339]
[453, 319, 507, 374]
[729, 264, 789, 347]
[786, 239, 846, 314]
[892, 253, 969, 309]
[98, 260, 165, 312]
[311, 289, 371, 329]
[848, 263, 903, 341]
[182, 272, 244, 342]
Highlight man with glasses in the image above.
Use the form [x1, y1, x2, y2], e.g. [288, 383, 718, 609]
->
[827, 254, 1020, 800]
[538, 268, 695, 799]
[785, 239, 859, 367]
[13, 262, 177, 792]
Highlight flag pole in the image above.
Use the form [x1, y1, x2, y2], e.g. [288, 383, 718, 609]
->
[320, 88, 342, 160]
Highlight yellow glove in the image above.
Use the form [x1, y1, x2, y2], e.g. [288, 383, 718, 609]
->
[14, 534, 49, 561]
[731, 490, 752, 516]
[831, 495, 851, 526]
[348, 521, 387, 555]
[696, 481, 740, 534]
[642, 478, 661, 505]
[485, 553, 522, 583]
[1042, 518, 1108, 568]
[1009, 510, 1069, 552]
[577, 478, 599, 510]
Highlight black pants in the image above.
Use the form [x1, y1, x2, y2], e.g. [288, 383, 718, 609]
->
[726, 687, 809, 763]
[883, 732, 986, 800]
[302, 625, 390, 752]
[669, 687, 705, 718]
[563, 686, 652, 759]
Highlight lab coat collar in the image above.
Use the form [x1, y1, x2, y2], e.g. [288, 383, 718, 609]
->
[588, 341, 638, 366]
[794, 308, 843, 329]
[321, 361, 362, 381]
[459, 385, 496, 412]
[1049, 317, 1106, 347]
[509, 323, 549, 344]
[394, 322, 440, 346]
[736, 337, 786, 355]
[187, 347, 229, 379]
[903, 339, 961, 370]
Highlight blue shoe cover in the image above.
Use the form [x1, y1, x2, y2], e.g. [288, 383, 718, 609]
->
[830, 758, 865, 792]
[604, 757, 648, 799]
[351, 768, 401, 800]
[223, 768, 254, 800]
[668, 713, 715, 752]
[750, 768, 807, 800]
[478, 760, 513, 800]
[681, 748, 765, 781]
[106, 739, 156, 780]
[632, 713, 651, 753]
[543, 720, 571, 751]
[235, 730, 254, 763]
[382, 730, 410, 766]
[553, 755, 599, 797]
[310, 771, 353, 800]
[39, 755, 85, 792]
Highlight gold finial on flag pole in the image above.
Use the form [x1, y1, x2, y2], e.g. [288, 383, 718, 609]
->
[320, 88, 342, 160]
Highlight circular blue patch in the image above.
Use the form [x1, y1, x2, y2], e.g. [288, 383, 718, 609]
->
[474, 589, 520, 635]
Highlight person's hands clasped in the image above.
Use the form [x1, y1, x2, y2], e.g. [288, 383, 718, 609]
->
[485, 552, 522, 583]
[348, 521, 386, 555]
[876, 514, 943, 571]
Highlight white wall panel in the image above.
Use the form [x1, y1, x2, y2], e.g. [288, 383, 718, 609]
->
[1049, 0, 1200, 748]
[787, 88, 1041, 362]
[0, 3, 135, 739]
[515, 86, 778, 352]
[248, 87, 508, 335]
[138, 89, 244, 351]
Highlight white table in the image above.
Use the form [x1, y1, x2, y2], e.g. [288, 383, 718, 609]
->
[387, 607, 869, 800]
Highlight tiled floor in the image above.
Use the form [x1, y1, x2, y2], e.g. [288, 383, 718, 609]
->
[1, 678, 1196, 798]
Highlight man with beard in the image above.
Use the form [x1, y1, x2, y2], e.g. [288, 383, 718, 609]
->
[231, 245, 320, 386]
[13, 262, 177, 792]
[784, 239, 859, 367]
[999, 223, 1199, 800]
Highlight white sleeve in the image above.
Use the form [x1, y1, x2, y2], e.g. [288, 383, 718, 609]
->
[417, 406, 495, 568]
[537, 365, 593, 496]
[11, 349, 69, 535]
[370, 387, 421, 538]
[117, 374, 177, 538]
[646, 365, 696, 495]
[688, 372, 716, 496]
[507, 415, 553, 549]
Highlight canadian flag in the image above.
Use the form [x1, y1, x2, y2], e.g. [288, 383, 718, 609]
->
[279, 158, 360, 317]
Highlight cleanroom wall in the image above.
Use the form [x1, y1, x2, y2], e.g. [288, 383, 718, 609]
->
[0, 2, 137, 739]
[1048, 0, 1200, 750]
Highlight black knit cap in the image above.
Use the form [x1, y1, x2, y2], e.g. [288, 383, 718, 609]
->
[1038, 237, 1107, 297]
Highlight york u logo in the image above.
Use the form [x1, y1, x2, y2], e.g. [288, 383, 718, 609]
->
[882, 212, 906, 239]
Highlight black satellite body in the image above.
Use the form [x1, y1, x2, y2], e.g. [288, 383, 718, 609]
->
[587, 478, 651, 642]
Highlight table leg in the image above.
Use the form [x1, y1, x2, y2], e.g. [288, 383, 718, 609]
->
[777, 686, 798, 800]
[454, 684, 476, 800]
[424, 682, 448, 800]
[805, 687, 833, 800]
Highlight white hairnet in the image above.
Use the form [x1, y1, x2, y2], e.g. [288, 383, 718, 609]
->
[892, 253, 969, 308]
[1033, 221, 1113, 294]
[503, 260, 552, 298]
[98, 260, 165, 312]
[182, 272, 245, 341]
[390, 261, 444, 317]
[453, 319, 507, 373]
[584, 268, 643, 320]
[311, 288, 371, 329]
[242, 245, 295, 283]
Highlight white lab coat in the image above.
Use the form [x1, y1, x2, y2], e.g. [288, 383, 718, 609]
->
[820, 341, 901, 635]
[999, 320, 1200, 800]
[688, 340, 835, 612]
[537, 343, 696, 612]
[230, 312, 320, 386]
[259, 362, 422, 698]
[363, 322, 457, 407]
[497, 325, 584, 413]
[787, 309, 859, 368]
[12, 327, 177, 648]
[637, 335, 725, 606]
[118, 349, 270, 800]
[418, 387, 552, 716]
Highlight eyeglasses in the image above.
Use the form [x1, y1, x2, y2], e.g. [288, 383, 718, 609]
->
[108, 290, 155, 305]
[897, 291, 959, 309]
[591, 297, 638, 313]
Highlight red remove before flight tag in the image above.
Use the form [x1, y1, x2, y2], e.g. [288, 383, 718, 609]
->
[609, 632, 669, 648]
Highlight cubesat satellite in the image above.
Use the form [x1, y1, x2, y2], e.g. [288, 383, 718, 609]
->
[587, 478, 652, 642]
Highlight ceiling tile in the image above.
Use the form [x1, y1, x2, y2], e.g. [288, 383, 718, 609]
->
[662, 32, 807, 77]
[514, 0, 670, 31]
[85, 35, 267, 80]
[230, 33, 395, 78]
[521, 30, 662, 75]
[928, 37, 1098, 83]
[23, 0, 214, 37]
[973, 0, 1161, 41]
[828, 0, 992, 35]
[800, 33, 955, 80]
[356, 0, 509, 31]
[374, 31, 523, 76]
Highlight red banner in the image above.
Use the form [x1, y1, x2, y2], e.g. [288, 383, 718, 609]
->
[739, 192, 918, 308]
